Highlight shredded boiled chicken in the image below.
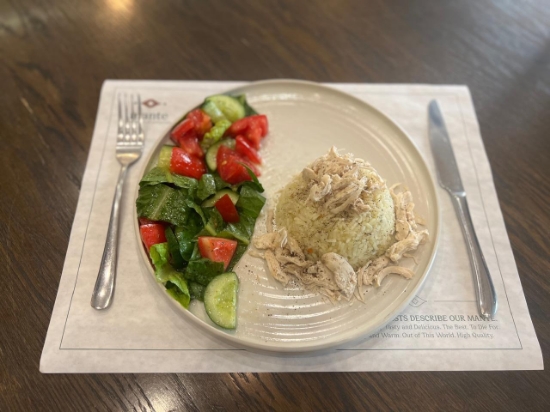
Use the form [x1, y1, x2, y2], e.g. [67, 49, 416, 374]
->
[254, 148, 429, 302]
[355, 183, 429, 297]
[302, 146, 383, 215]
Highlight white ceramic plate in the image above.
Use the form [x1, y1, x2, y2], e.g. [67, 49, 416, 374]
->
[134, 80, 440, 354]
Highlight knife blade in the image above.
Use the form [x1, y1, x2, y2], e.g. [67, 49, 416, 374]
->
[428, 101, 465, 195]
[428, 100, 497, 320]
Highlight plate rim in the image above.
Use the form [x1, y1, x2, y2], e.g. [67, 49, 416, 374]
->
[133, 79, 441, 354]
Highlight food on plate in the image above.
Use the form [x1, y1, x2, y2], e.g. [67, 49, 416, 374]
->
[254, 147, 428, 302]
[136, 93, 268, 329]
[275, 146, 395, 268]
[204, 272, 239, 330]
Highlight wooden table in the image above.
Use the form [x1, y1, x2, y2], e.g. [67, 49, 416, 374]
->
[1, 0, 548, 410]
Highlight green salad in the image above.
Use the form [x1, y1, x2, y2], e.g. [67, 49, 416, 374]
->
[136, 94, 269, 329]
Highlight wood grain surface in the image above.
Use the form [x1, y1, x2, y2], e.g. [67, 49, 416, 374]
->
[1, 0, 549, 410]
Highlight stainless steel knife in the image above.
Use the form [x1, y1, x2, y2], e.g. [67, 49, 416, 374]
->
[428, 100, 497, 320]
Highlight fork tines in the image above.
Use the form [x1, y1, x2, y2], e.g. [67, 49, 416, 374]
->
[117, 93, 144, 147]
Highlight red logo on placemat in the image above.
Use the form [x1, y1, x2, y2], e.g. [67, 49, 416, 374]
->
[142, 99, 160, 108]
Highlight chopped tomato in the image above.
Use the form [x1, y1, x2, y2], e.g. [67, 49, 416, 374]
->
[245, 126, 262, 150]
[198, 237, 238, 270]
[170, 110, 212, 147]
[215, 194, 240, 223]
[226, 115, 268, 137]
[139, 223, 167, 251]
[186, 109, 212, 137]
[177, 133, 204, 158]
[226, 117, 248, 136]
[235, 135, 262, 165]
[253, 114, 269, 136]
[225, 115, 269, 150]
[217, 145, 260, 184]
[170, 147, 206, 180]
[170, 118, 194, 144]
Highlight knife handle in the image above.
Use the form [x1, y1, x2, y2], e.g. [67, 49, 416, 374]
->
[451, 193, 498, 319]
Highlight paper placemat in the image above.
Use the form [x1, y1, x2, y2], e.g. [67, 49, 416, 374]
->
[40, 81, 543, 372]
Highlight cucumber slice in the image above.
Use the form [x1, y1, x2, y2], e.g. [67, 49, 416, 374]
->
[158, 145, 173, 169]
[201, 189, 239, 208]
[201, 100, 226, 123]
[205, 95, 245, 122]
[206, 138, 236, 171]
[202, 118, 232, 149]
[204, 272, 239, 329]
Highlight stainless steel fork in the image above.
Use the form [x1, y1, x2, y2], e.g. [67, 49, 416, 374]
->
[91, 94, 144, 310]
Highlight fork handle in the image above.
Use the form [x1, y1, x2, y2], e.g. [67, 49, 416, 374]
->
[91, 164, 128, 310]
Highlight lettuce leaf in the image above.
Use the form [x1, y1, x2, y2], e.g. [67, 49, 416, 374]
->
[239, 166, 265, 193]
[136, 184, 190, 226]
[165, 227, 184, 269]
[165, 273, 191, 308]
[204, 208, 225, 236]
[140, 167, 198, 191]
[189, 282, 206, 302]
[149, 242, 190, 308]
[237, 185, 266, 219]
[185, 258, 224, 286]
[197, 174, 217, 201]
[213, 174, 232, 191]
[189, 243, 201, 261]
[186, 199, 207, 226]
[149, 242, 170, 281]
[217, 213, 255, 245]
[175, 213, 202, 261]
[227, 242, 248, 271]
[235, 94, 259, 117]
